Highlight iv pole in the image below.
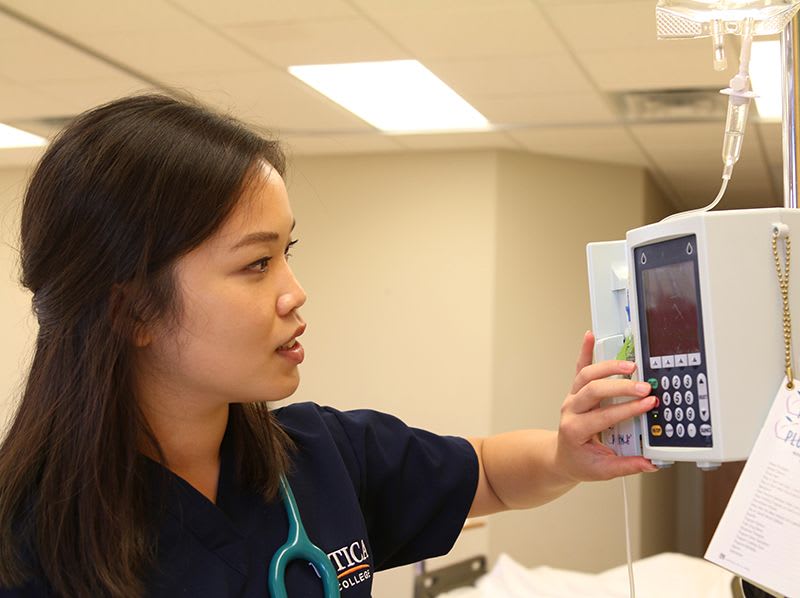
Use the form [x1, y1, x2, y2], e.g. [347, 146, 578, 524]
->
[735, 14, 800, 598]
[783, 14, 800, 209]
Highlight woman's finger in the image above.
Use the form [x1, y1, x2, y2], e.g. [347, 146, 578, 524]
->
[575, 331, 594, 376]
[570, 378, 653, 414]
[567, 395, 657, 442]
[570, 360, 637, 395]
[590, 455, 659, 480]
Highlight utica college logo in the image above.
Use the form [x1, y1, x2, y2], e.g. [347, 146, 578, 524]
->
[327, 539, 371, 591]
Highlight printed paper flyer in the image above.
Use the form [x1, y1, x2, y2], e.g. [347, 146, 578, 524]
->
[705, 379, 800, 597]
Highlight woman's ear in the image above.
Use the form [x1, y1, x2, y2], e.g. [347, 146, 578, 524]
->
[109, 283, 152, 347]
[132, 320, 152, 348]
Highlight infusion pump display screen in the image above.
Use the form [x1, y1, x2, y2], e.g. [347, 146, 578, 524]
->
[641, 262, 701, 357]
[634, 234, 711, 449]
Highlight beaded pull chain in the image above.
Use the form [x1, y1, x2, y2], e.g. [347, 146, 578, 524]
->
[772, 226, 794, 389]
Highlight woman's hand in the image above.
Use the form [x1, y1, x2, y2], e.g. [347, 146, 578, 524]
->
[468, 330, 658, 517]
[555, 331, 659, 482]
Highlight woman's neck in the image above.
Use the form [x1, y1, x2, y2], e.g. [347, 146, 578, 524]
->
[139, 393, 230, 503]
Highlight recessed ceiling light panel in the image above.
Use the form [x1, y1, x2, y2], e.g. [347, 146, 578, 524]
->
[0, 123, 47, 149]
[289, 60, 491, 134]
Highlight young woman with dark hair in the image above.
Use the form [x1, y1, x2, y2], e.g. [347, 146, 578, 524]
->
[0, 94, 657, 597]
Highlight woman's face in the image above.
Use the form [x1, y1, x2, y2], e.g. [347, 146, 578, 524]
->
[135, 162, 307, 409]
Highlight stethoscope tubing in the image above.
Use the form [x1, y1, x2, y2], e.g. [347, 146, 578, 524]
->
[267, 475, 340, 598]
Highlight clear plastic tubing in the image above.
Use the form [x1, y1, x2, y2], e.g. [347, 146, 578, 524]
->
[722, 98, 750, 177]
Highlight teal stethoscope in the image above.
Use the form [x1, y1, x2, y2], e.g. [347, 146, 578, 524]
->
[268, 475, 341, 597]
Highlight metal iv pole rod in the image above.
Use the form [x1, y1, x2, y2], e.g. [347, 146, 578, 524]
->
[783, 14, 800, 209]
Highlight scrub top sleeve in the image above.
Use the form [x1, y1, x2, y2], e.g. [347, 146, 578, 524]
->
[319, 406, 479, 571]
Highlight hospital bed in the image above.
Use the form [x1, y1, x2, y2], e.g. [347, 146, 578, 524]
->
[414, 552, 741, 598]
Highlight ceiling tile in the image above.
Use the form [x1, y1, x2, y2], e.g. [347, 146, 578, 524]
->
[224, 17, 407, 67]
[509, 125, 647, 166]
[0, 79, 75, 121]
[428, 54, 594, 97]
[169, 0, 358, 26]
[0, 9, 42, 39]
[542, 1, 659, 50]
[349, 0, 532, 14]
[0, 146, 47, 170]
[77, 27, 266, 75]
[0, 0, 187, 33]
[0, 0, 775, 202]
[580, 41, 736, 92]
[32, 75, 154, 115]
[0, 30, 125, 83]
[472, 92, 615, 126]
[369, 5, 565, 59]
[538, 0, 654, 3]
[629, 122, 730, 166]
[393, 131, 520, 151]
[160, 69, 374, 132]
[281, 132, 403, 156]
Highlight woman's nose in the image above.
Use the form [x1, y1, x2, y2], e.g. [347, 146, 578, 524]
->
[276, 267, 307, 317]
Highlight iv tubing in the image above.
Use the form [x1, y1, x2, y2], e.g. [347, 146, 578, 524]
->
[662, 177, 730, 222]
[622, 477, 636, 598]
[721, 18, 755, 180]
[662, 19, 752, 223]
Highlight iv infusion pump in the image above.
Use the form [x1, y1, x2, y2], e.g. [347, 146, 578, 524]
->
[587, 208, 800, 470]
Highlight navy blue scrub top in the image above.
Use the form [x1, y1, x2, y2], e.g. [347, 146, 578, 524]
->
[1, 402, 479, 597]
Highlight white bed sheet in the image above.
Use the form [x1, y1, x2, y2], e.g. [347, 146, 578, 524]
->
[439, 552, 735, 598]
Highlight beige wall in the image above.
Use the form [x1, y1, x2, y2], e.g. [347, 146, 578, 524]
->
[0, 168, 36, 434]
[0, 148, 677, 596]
[285, 151, 496, 440]
[488, 151, 676, 572]
[285, 150, 678, 592]
[284, 151, 497, 596]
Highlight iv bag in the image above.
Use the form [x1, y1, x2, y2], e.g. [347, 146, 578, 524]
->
[657, 1, 800, 39]
[657, 1, 800, 70]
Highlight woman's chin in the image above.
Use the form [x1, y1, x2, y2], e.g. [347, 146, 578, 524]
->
[261, 376, 301, 403]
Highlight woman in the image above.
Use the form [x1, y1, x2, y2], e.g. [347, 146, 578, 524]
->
[0, 95, 657, 597]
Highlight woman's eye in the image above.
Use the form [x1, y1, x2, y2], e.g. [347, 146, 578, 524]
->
[285, 239, 299, 259]
[247, 240, 297, 274]
[247, 257, 271, 274]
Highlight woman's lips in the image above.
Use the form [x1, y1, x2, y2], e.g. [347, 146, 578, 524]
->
[276, 340, 304, 364]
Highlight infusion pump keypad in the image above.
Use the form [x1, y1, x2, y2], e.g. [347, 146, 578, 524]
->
[646, 355, 712, 448]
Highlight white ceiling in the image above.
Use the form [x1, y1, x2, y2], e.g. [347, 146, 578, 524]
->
[0, 0, 788, 210]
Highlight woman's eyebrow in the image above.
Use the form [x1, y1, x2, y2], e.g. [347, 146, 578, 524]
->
[230, 231, 278, 251]
[230, 220, 296, 251]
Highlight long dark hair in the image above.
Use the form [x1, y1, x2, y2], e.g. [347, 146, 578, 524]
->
[0, 94, 294, 597]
